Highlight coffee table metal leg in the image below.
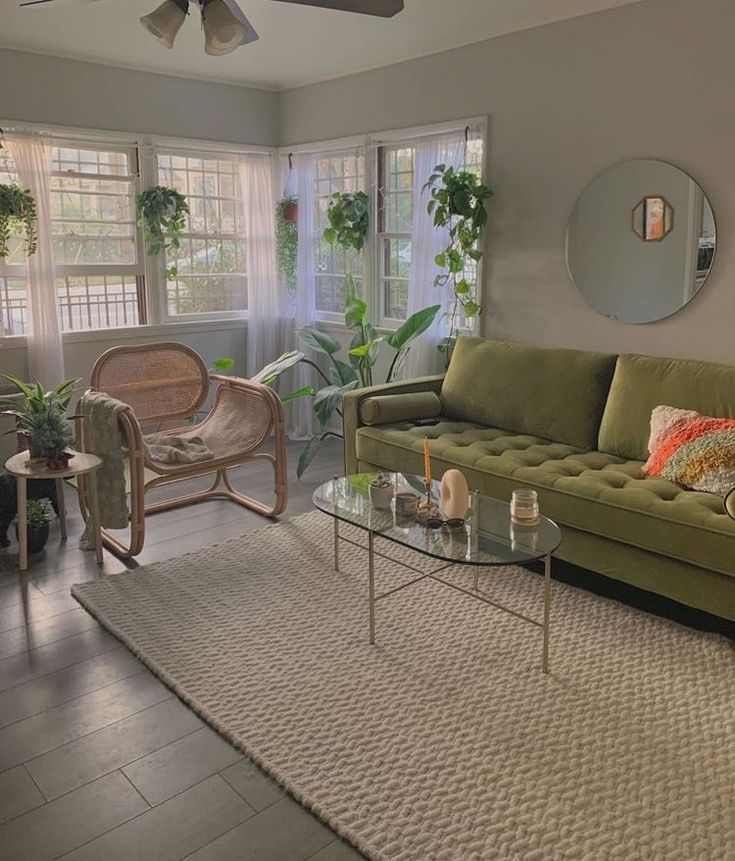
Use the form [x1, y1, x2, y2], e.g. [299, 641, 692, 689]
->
[332, 476, 339, 572]
[542, 552, 551, 674]
[17, 476, 27, 571]
[368, 530, 375, 645]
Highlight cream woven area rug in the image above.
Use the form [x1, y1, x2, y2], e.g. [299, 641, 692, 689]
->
[72, 512, 735, 861]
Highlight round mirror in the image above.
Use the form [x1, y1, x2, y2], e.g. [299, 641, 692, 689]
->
[566, 159, 716, 323]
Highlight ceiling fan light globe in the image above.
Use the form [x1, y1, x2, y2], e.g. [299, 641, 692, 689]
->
[202, 0, 249, 55]
[140, 0, 188, 50]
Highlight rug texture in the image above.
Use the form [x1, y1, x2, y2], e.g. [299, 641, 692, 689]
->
[72, 512, 735, 861]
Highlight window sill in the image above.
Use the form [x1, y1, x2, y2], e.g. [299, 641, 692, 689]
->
[0, 317, 247, 349]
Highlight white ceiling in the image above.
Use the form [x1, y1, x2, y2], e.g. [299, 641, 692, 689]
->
[0, 0, 645, 90]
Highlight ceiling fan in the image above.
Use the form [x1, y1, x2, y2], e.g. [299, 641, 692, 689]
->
[18, 0, 405, 55]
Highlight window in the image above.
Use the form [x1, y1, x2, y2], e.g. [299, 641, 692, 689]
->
[376, 135, 485, 323]
[157, 152, 247, 317]
[51, 142, 143, 331]
[0, 141, 143, 335]
[313, 152, 365, 318]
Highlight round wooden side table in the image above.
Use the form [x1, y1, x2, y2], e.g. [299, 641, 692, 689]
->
[4, 450, 103, 571]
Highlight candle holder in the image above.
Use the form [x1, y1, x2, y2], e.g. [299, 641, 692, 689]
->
[417, 479, 440, 526]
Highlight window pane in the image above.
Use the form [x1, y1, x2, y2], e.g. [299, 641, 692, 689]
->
[378, 146, 414, 321]
[0, 277, 28, 336]
[56, 275, 141, 331]
[158, 152, 247, 315]
[313, 152, 365, 316]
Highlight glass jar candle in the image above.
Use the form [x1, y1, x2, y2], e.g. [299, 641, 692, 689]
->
[510, 489, 540, 525]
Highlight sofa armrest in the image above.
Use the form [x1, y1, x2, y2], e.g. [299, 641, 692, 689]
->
[342, 375, 445, 474]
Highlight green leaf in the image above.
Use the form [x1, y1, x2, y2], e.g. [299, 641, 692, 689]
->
[212, 357, 235, 373]
[328, 360, 359, 387]
[434, 252, 446, 268]
[280, 385, 315, 405]
[455, 280, 471, 296]
[464, 300, 480, 318]
[323, 227, 337, 244]
[344, 280, 368, 330]
[386, 305, 441, 351]
[297, 326, 341, 355]
[297, 436, 322, 480]
[348, 337, 384, 359]
[313, 381, 358, 426]
[250, 350, 304, 385]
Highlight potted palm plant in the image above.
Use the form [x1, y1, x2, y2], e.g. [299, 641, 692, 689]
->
[14, 498, 54, 554]
[0, 376, 81, 468]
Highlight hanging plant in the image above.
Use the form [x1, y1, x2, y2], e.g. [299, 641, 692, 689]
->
[135, 186, 189, 276]
[424, 165, 492, 363]
[324, 190, 369, 253]
[0, 183, 38, 259]
[276, 194, 298, 297]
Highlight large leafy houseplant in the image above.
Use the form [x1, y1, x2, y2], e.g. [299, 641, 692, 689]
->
[135, 186, 189, 276]
[0, 183, 37, 259]
[323, 191, 369, 252]
[424, 164, 492, 362]
[276, 194, 298, 296]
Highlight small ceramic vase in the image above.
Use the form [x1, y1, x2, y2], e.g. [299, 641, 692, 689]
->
[369, 481, 394, 510]
[441, 469, 470, 520]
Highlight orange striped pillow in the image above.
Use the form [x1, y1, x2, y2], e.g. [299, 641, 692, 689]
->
[644, 405, 735, 495]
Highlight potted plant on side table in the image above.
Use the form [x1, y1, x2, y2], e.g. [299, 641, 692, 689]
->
[14, 498, 54, 554]
[0, 376, 81, 469]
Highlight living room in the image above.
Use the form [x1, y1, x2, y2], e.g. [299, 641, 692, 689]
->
[0, 0, 733, 858]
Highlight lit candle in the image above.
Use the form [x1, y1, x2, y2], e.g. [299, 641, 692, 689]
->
[423, 435, 432, 488]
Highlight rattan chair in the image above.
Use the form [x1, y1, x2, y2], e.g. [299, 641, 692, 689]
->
[83, 342, 287, 558]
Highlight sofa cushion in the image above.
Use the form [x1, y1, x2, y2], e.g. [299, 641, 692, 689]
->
[356, 420, 735, 577]
[598, 354, 735, 461]
[440, 338, 617, 450]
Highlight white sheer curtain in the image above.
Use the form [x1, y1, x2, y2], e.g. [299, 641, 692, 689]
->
[287, 152, 317, 439]
[8, 134, 65, 385]
[402, 130, 465, 379]
[241, 153, 289, 378]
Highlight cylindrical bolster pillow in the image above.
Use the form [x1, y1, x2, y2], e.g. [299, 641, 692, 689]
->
[360, 391, 442, 426]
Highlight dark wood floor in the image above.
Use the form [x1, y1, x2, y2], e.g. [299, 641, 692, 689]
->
[0, 439, 362, 860]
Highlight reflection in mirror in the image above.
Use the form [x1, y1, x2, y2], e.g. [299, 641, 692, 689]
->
[566, 160, 716, 323]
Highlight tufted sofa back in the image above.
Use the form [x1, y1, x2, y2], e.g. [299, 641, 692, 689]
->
[440, 338, 617, 450]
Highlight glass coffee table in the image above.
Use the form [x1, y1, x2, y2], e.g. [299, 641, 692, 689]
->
[313, 473, 562, 674]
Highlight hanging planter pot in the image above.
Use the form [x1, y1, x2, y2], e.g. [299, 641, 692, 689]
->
[0, 183, 38, 259]
[283, 198, 298, 224]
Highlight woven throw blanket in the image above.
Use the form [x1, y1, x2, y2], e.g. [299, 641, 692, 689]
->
[143, 433, 214, 465]
[77, 390, 130, 548]
[644, 404, 735, 494]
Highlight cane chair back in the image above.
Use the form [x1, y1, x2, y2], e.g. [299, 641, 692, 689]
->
[91, 342, 209, 424]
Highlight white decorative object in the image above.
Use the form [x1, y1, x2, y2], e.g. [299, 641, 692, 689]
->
[440, 469, 470, 520]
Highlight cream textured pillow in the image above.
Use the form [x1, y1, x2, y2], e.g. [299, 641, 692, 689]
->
[643, 405, 735, 495]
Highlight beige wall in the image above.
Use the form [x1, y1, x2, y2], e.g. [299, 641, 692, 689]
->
[278, 0, 735, 365]
[0, 48, 278, 145]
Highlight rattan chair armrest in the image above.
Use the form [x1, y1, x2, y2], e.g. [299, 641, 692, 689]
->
[208, 375, 286, 425]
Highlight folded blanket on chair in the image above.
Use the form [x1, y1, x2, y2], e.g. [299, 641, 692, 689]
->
[144, 433, 214, 465]
[77, 391, 130, 550]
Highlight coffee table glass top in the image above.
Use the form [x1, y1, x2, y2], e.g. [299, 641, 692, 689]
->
[313, 473, 561, 567]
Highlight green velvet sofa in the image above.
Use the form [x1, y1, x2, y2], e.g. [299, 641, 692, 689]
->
[342, 337, 735, 622]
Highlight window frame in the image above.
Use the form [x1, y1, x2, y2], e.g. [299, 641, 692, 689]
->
[280, 117, 487, 335]
[153, 145, 250, 324]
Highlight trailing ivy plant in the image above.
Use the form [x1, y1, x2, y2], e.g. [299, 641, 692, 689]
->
[424, 165, 492, 362]
[135, 186, 189, 277]
[323, 191, 369, 252]
[0, 183, 38, 259]
[275, 195, 298, 296]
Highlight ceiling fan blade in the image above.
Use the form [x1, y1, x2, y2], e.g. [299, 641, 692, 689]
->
[19, 0, 104, 8]
[270, 0, 404, 17]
